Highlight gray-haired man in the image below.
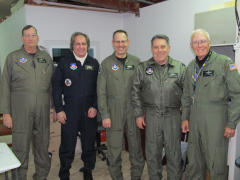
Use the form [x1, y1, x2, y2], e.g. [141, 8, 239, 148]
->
[132, 34, 186, 180]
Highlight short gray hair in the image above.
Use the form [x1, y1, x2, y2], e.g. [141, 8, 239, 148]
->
[191, 29, 211, 42]
[151, 34, 169, 46]
[70, 32, 90, 51]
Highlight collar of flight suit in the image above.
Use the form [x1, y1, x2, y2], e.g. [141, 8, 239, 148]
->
[148, 56, 174, 67]
[193, 51, 216, 70]
[21, 45, 41, 56]
[111, 52, 130, 64]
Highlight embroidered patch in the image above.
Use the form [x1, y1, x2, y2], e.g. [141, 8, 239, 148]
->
[125, 65, 134, 70]
[37, 58, 46, 63]
[19, 57, 27, 63]
[146, 67, 153, 75]
[112, 64, 119, 71]
[85, 65, 94, 70]
[229, 64, 238, 71]
[168, 73, 178, 78]
[65, 79, 72, 86]
[203, 70, 214, 77]
[70, 63, 77, 70]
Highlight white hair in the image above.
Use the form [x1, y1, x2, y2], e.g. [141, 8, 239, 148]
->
[191, 29, 211, 42]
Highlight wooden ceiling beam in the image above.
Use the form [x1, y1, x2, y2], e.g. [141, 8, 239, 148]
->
[70, 0, 140, 14]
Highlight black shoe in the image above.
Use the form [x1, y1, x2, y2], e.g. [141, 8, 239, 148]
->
[79, 166, 86, 172]
[131, 177, 141, 180]
[83, 170, 93, 180]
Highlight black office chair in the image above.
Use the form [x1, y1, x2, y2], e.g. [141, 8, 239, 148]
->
[96, 112, 107, 161]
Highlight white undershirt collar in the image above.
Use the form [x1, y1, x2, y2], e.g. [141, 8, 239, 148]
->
[73, 52, 88, 65]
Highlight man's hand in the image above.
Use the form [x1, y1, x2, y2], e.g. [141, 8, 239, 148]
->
[102, 118, 111, 128]
[3, 113, 13, 129]
[136, 115, 146, 129]
[88, 107, 97, 118]
[224, 126, 235, 138]
[52, 109, 57, 122]
[181, 120, 189, 133]
[56, 111, 67, 124]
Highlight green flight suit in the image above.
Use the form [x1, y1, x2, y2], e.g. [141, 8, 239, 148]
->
[0, 46, 53, 180]
[132, 57, 186, 180]
[182, 51, 240, 180]
[97, 53, 145, 180]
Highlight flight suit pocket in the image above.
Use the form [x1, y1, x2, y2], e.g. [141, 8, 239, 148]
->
[144, 110, 156, 143]
[12, 61, 30, 82]
[39, 63, 53, 90]
[107, 129, 122, 148]
[203, 75, 216, 86]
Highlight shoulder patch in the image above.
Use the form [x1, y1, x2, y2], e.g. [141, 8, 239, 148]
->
[229, 64, 238, 71]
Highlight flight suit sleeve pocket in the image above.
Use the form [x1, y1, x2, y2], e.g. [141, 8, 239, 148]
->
[12, 131, 29, 152]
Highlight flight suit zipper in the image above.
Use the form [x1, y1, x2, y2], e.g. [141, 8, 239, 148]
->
[32, 54, 38, 108]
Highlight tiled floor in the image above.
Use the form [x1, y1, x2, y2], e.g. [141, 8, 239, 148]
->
[30, 119, 152, 180]
[26, 150, 151, 180]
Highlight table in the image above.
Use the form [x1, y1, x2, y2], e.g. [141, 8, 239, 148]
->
[0, 143, 21, 180]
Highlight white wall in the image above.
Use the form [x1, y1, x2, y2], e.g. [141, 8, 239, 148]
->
[0, 7, 26, 70]
[123, 0, 232, 65]
[0, 0, 232, 67]
[24, 5, 124, 62]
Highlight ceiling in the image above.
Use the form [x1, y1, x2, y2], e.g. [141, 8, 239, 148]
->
[0, 0, 166, 22]
[0, 0, 20, 17]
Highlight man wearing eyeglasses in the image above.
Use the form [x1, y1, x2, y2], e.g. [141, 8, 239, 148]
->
[97, 30, 145, 180]
[181, 29, 240, 180]
[0, 25, 54, 180]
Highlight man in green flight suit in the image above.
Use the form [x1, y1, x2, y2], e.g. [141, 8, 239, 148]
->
[97, 30, 145, 180]
[0, 25, 54, 180]
[181, 29, 240, 180]
[131, 34, 186, 180]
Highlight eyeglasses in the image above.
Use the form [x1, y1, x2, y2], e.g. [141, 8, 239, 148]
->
[113, 40, 128, 44]
[23, 34, 38, 38]
[192, 40, 209, 46]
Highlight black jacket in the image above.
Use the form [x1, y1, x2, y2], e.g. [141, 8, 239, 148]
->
[52, 53, 99, 113]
